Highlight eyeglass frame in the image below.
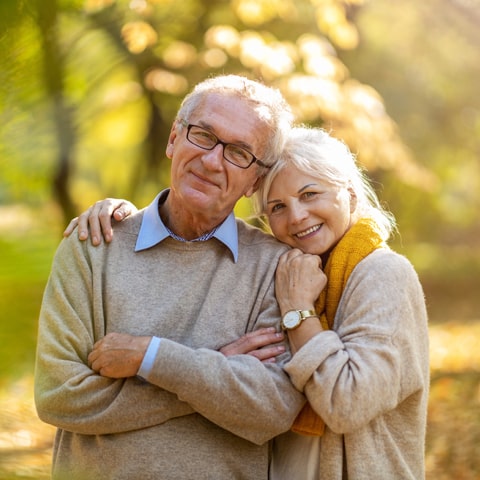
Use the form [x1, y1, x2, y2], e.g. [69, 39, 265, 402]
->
[178, 119, 271, 170]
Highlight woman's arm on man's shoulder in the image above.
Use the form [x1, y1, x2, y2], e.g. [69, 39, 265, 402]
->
[63, 198, 138, 245]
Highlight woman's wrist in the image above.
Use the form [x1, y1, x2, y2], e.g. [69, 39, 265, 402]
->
[279, 304, 316, 317]
[287, 316, 324, 353]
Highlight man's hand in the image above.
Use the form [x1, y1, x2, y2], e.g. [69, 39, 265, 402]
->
[219, 327, 285, 363]
[63, 198, 138, 246]
[88, 332, 151, 378]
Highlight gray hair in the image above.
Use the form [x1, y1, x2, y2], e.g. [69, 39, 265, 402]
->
[255, 126, 397, 241]
[176, 75, 293, 168]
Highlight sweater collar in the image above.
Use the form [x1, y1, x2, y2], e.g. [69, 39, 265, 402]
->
[135, 189, 239, 263]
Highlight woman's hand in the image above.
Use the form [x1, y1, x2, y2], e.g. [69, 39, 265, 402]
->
[219, 327, 286, 363]
[63, 198, 138, 245]
[275, 249, 327, 315]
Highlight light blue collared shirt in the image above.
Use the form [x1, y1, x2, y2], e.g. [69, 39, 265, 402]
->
[135, 190, 239, 262]
[136, 189, 239, 380]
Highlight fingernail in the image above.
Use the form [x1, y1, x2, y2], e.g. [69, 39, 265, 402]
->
[79, 231, 87, 240]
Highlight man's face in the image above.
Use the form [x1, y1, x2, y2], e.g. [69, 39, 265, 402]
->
[166, 94, 268, 222]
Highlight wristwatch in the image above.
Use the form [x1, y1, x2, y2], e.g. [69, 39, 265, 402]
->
[281, 309, 318, 331]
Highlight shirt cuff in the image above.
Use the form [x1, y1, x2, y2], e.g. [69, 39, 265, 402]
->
[137, 336, 161, 380]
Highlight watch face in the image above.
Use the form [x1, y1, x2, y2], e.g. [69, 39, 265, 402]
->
[282, 311, 301, 330]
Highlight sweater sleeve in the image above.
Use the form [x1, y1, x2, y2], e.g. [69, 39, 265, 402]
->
[284, 250, 429, 434]
[141, 277, 306, 446]
[34, 236, 195, 435]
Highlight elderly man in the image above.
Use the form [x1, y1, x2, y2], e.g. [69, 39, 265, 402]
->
[34, 75, 305, 479]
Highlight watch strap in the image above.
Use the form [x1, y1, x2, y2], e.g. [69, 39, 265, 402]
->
[298, 309, 318, 320]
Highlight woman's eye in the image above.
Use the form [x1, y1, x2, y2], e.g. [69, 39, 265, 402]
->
[269, 203, 285, 214]
[302, 191, 318, 200]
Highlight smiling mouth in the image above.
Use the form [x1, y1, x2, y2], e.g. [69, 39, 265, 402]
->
[295, 224, 322, 238]
[191, 170, 220, 188]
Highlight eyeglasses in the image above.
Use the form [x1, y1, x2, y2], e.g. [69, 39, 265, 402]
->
[180, 120, 270, 169]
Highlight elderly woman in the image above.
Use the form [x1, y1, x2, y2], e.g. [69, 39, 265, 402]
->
[256, 127, 429, 480]
[65, 127, 429, 479]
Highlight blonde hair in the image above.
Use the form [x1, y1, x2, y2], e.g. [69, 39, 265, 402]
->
[255, 126, 396, 241]
[176, 75, 293, 168]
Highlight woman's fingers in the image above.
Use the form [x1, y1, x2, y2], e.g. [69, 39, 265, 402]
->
[62, 198, 137, 245]
[219, 328, 286, 362]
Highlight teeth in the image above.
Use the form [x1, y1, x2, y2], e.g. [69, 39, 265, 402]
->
[296, 225, 321, 238]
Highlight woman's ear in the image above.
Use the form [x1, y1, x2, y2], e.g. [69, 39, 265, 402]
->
[349, 187, 358, 213]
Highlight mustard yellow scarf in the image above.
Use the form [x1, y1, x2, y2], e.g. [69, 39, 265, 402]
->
[291, 218, 388, 436]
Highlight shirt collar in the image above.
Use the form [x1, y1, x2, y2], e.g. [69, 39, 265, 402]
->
[135, 190, 239, 263]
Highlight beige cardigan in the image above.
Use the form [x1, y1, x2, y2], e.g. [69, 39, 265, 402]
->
[271, 249, 429, 480]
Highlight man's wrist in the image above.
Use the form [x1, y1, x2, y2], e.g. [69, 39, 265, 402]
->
[137, 336, 161, 380]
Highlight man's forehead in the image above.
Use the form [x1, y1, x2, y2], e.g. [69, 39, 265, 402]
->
[195, 93, 264, 121]
[191, 96, 269, 148]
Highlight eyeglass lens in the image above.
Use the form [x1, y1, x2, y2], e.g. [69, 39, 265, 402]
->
[187, 125, 255, 168]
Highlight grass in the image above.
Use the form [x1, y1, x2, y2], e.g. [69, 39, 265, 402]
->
[0, 204, 479, 479]
[0, 205, 58, 478]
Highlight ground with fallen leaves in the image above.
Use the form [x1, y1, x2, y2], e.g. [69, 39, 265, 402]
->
[0, 320, 479, 479]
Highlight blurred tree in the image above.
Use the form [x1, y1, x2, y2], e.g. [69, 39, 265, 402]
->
[0, 0, 465, 233]
[35, 0, 77, 221]
[342, 0, 480, 245]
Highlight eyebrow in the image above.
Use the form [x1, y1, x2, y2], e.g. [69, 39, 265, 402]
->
[298, 183, 318, 193]
[267, 183, 318, 204]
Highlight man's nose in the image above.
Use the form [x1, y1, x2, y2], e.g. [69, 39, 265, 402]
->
[201, 143, 225, 169]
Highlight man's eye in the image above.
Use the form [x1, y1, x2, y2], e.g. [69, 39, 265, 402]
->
[195, 130, 215, 141]
[228, 145, 250, 162]
[189, 127, 217, 146]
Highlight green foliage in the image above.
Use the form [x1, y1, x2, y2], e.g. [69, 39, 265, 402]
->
[1, 0, 420, 218]
[0, 0, 479, 243]
[0, 229, 57, 384]
[341, 0, 480, 244]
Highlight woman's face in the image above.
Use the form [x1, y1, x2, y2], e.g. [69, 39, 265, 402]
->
[266, 164, 356, 255]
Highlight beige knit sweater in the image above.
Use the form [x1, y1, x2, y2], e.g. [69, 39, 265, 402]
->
[34, 209, 305, 480]
[270, 249, 429, 480]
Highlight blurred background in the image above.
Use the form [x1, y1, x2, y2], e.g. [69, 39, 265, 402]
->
[0, 0, 479, 478]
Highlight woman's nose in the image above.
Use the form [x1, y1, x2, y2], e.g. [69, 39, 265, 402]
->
[289, 203, 309, 224]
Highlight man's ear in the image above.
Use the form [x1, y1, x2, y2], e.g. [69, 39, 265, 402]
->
[165, 121, 179, 159]
[244, 173, 266, 198]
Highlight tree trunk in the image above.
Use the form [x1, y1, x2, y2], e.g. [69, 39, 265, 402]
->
[36, 0, 76, 225]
